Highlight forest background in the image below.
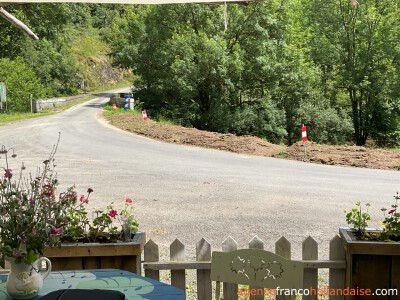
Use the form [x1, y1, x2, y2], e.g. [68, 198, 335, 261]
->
[0, 0, 399, 147]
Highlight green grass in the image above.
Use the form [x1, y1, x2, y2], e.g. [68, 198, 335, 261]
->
[0, 112, 53, 126]
[71, 32, 110, 59]
[156, 116, 179, 126]
[103, 105, 159, 133]
[103, 105, 140, 115]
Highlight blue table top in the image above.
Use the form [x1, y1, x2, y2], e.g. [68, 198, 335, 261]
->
[0, 269, 185, 300]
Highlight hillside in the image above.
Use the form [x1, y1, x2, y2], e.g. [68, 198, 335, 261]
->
[71, 34, 132, 91]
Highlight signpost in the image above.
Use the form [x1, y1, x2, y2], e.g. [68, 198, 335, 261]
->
[302, 124, 307, 157]
[142, 110, 148, 121]
[0, 82, 6, 112]
[124, 95, 129, 112]
[129, 97, 135, 110]
[302, 125, 307, 142]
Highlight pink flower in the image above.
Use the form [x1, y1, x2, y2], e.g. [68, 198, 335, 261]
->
[389, 209, 396, 214]
[42, 184, 53, 196]
[50, 228, 62, 235]
[80, 194, 89, 204]
[125, 198, 132, 203]
[4, 169, 12, 179]
[108, 209, 118, 218]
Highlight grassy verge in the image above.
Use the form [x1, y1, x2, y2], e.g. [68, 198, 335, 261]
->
[0, 112, 53, 126]
[103, 104, 141, 115]
[103, 105, 143, 123]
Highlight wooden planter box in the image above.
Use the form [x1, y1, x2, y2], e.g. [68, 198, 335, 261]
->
[43, 232, 146, 275]
[340, 228, 400, 300]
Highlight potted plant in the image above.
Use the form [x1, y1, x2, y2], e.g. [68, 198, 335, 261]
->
[0, 140, 145, 297]
[341, 197, 400, 299]
[0, 142, 75, 298]
[44, 189, 146, 275]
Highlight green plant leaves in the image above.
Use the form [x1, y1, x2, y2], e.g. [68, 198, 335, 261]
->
[345, 202, 371, 238]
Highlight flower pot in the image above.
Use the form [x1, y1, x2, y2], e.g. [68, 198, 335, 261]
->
[43, 232, 146, 275]
[5, 257, 51, 299]
[339, 228, 400, 300]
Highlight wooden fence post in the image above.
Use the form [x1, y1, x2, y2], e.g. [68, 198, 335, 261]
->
[170, 239, 186, 294]
[276, 236, 294, 300]
[222, 236, 238, 300]
[144, 239, 159, 281]
[249, 235, 264, 300]
[303, 236, 318, 300]
[196, 238, 212, 300]
[329, 235, 346, 300]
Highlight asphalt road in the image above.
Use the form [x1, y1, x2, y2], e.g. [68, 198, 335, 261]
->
[0, 90, 399, 258]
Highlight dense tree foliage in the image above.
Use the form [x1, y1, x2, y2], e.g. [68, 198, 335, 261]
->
[304, 0, 400, 146]
[1, 1, 398, 147]
[0, 58, 46, 112]
[0, 3, 124, 102]
[110, 2, 353, 145]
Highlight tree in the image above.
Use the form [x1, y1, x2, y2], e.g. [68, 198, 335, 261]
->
[0, 4, 112, 97]
[0, 3, 88, 59]
[111, 3, 291, 140]
[110, 1, 359, 145]
[0, 58, 46, 112]
[305, 0, 400, 146]
[21, 38, 80, 96]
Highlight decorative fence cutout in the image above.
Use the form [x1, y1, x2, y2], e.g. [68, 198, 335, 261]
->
[143, 235, 346, 300]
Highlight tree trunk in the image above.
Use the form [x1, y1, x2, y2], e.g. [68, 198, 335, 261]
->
[350, 88, 368, 146]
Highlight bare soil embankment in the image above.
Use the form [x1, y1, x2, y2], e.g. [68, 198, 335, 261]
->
[105, 113, 400, 171]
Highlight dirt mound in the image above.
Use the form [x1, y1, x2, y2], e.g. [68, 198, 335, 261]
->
[279, 142, 400, 170]
[106, 112, 400, 171]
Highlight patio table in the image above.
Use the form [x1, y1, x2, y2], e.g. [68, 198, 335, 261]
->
[0, 269, 185, 300]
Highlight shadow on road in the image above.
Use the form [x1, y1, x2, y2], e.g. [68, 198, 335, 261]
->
[93, 92, 113, 97]
[83, 103, 105, 109]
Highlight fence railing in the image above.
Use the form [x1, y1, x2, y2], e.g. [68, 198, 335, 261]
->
[143, 235, 346, 300]
[33, 94, 88, 112]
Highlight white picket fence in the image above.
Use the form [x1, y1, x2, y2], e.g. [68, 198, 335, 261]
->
[143, 235, 346, 300]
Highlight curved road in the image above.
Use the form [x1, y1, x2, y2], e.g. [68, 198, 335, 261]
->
[1, 90, 398, 258]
